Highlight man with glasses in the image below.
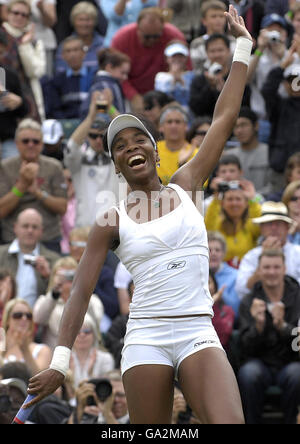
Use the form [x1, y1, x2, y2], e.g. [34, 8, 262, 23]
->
[0, 118, 67, 253]
[64, 92, 121, 228]
[111, 7, 186, 112]
[0, 208, 60, 307]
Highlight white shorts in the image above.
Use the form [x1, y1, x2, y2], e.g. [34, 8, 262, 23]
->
[121, 316, 224, 378]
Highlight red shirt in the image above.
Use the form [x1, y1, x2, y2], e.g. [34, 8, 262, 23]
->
[111, 22, 186, 99]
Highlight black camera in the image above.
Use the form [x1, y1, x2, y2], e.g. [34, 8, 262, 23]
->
[86, 378, 113, 405]
[217, 181, 230, 193]
[23, 254, 37, 267]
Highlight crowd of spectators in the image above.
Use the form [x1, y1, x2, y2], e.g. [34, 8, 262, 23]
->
[1, 0, 300, 425]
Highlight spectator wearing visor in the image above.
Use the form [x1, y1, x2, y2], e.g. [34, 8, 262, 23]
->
[64, 91, 122, 228]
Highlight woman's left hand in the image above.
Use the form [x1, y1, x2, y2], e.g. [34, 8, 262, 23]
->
[225, 5, 252, 41]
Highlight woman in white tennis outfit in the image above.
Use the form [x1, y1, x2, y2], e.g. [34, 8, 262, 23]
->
[26, 7, 252, 424]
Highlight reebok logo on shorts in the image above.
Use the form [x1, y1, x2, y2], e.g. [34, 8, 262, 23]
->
[167, 260, 186, 270]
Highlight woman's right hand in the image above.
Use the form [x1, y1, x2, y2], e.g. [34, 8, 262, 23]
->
[25, 369, 65, 408]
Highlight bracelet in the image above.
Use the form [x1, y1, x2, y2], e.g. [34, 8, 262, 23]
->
[108, 105, 117, 116]
[49, 346, 71, 378]
[232, 36, 253, 67]
[254, 49, 263, 57]
[11, 186, 24, 198]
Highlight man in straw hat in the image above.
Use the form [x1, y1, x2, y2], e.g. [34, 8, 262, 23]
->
[236, 201, 300, 299]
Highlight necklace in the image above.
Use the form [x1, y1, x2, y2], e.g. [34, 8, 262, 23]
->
[127, 185, 165, 208]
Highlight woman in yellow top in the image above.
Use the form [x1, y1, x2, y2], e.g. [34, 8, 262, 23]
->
[205, 180, 261, 268]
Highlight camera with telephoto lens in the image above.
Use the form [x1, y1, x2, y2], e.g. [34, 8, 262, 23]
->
[267, 30, 281, 43]
[23, 254, 37, 267]
[208, 62, 223, 76]
[86, 378, 113, 406]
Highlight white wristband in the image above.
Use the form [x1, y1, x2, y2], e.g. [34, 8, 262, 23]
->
[49, 346, 71, 378]
[232, 37, 253, 67]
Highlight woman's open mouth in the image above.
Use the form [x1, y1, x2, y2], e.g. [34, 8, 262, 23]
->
[127, 154, 147, 170]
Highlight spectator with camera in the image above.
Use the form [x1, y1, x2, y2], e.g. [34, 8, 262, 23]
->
[227, 107, 271, 196]
[65, 91, 122, 229]
[189, 33, 250, 118]
[261, 37, 300, 179]
[33, 256, 103, 349]
[1, 298, 52, 376]
[237, 249, 300, 424]
[190, 0, 236, 74]
[247, 13, 289, 142]
[0, 208, 60, 308]
[70, 313, 114, 388]
[154, 40, 194, 114]
[0, 118, 67, 254]
[205, 179, 261, 268]
[67, 370, 129, 424]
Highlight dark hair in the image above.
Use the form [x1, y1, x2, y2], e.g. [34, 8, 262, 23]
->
[217, 154, 242, 171]
[0, 362, 31, 385]
[205, 33, 230, 50]
[186, 116, 212, 143]
[0, 30, 7, 47]
[143, 90, 174, 110]
[238, 107, 258, 125]
[62, 35, 84, 50]
[98, 48, 130, 70]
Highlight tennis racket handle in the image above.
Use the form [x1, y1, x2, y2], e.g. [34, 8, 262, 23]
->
[12, 394, 36, 424]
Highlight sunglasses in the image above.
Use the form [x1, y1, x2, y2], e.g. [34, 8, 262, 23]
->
[143, 34, 161, 40]
[11, 311, 33, 321]
[20, 138, 41, 145]
[88, 133, 104, 140]
[195, 130, 208, 137]
[290, 196, 300, 202]
[10, 10, 30, 19]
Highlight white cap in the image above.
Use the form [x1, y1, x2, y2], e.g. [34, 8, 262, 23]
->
[42, 119, 64, 145]
[107, 114, 156, 156]
[164, 42, 189, 57]
[0, 378, 27, 397]
[284, 63, 300, 79]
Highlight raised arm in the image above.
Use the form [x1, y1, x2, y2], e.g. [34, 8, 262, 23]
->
[172, 6, 253, 191]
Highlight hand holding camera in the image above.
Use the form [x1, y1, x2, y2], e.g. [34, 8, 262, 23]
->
[75, 378, 115, 423]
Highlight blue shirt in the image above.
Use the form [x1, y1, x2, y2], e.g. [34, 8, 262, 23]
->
[101, 0, 158, 47]
[9, 239, 39, 308]
[215, 262, 240, 318]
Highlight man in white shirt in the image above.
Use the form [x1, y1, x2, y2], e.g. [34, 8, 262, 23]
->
[0, 208, 60, 306]
[236, 201, 300, 300]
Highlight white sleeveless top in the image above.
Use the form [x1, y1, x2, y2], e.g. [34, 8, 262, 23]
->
[114, 183, 213, 318]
